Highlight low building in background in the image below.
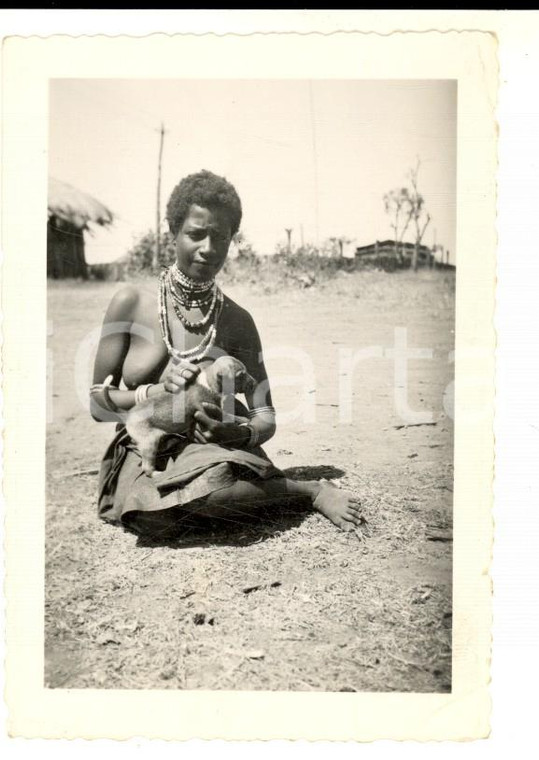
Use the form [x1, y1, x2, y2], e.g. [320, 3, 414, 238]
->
[47, 177, 114, 279]
[355, 239, 454, 271]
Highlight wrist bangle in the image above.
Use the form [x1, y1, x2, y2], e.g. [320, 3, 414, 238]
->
[239, 422, 259, 449]
[90, 374, 120, 413]
[134, 383, 154, 405]
[248, 406, 276, 420]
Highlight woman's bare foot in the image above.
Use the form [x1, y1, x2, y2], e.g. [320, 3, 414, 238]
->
[312, 480, 365, 532]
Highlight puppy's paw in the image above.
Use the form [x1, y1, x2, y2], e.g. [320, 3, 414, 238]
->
[141, 461, 156, 478]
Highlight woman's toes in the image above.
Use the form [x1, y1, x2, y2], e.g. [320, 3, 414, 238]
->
[336, 512, 353, 528]
[342, 506, 365, 526]
[345, 514, 364, 529]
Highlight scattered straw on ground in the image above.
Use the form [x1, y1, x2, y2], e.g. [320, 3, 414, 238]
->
[46, 269, 454, 691]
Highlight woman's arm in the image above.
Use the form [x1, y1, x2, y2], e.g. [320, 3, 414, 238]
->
[193, 308, 276, 447]
[237, 310, 276, 446]
[91, 286, 201, 422]
[90, 286, 160, 422]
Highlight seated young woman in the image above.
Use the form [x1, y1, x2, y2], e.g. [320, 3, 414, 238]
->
[90, 169, 363, 538]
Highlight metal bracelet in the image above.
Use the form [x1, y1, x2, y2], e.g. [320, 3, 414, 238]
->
[134, 383, 154, 405]
[90, 374, 121, 413]
[248, 406, 276, 420]
[239, 423, 259, 449]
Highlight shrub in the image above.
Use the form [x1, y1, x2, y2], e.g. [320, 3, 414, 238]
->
[125, 229, 176, 276]
[117, 229, 367, 289]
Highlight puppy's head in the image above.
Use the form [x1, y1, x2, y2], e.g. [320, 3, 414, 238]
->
[212, 356, 256, 396]
[234, 366, 257, 396]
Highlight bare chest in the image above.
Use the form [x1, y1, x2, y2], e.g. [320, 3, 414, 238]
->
[121, 288, 233, 388]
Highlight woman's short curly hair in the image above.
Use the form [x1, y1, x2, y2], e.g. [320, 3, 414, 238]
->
[166, 170, 242, 237]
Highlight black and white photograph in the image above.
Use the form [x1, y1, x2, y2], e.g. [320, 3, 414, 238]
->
[3, 25, 498, 741]
[45, 78, 456, 692]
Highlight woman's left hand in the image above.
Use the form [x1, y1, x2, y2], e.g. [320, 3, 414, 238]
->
[192, 402, 249, 446]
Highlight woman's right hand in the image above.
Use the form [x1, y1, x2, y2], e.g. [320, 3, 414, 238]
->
[163, 358, 201, 393]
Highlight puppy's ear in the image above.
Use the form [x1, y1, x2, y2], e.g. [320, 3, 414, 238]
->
[233, 370, 246, 394]
[247, 374, 257, 395]
[236, 370, 256, 395]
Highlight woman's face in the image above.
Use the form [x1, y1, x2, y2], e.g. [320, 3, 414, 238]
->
[174, 204, 232, 281]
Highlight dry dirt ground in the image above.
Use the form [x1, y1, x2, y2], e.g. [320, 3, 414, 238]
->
[46, 269, 454, 691]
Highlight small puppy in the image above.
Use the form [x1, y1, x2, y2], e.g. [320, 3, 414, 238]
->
[124, 356, 256, 476]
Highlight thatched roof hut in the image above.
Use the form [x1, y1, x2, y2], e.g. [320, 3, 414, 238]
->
[47, 177, 114, 279]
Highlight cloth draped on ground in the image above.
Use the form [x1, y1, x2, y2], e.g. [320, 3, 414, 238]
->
[98, 424, 284, 533]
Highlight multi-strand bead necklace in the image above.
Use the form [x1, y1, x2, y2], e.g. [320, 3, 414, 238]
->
[158, 263, 224, 362]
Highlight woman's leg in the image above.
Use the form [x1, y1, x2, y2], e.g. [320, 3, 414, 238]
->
[186, 477, 364, 532]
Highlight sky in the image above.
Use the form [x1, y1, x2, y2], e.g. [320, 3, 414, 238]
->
[49, 79, 456, 264]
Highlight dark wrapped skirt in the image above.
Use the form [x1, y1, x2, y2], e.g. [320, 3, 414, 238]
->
[98, 425, 283, 534]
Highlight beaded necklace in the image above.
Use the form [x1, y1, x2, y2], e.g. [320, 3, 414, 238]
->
[158, 266, 224, 362]
[171, 262, 214, 292]
[166, 268, 221, 330]
[169, 263, 215, 307]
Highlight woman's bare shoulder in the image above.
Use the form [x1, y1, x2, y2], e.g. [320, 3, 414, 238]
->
[105, 282, 157, 322]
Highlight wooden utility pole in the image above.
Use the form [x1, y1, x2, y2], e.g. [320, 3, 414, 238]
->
[154, 122, 165, 272]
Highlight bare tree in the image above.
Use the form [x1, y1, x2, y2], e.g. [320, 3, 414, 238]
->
[406, 158, 431, 272]
[328, 236, 352, 257]
[337, 236, 352, 257]
[383, 187, 412, 264]
[285, 228, 293, 254]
